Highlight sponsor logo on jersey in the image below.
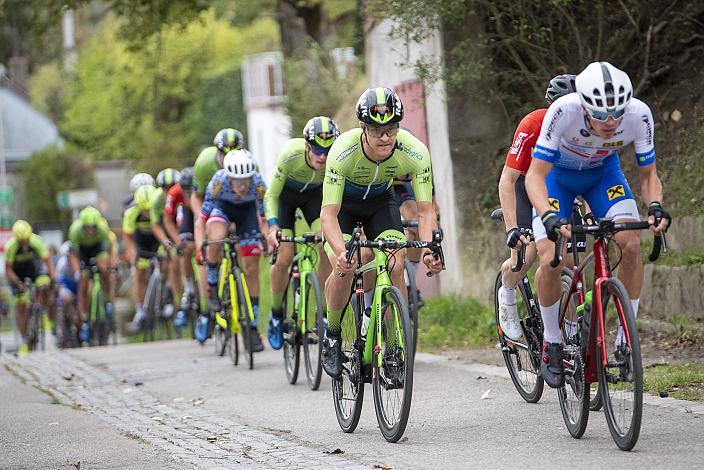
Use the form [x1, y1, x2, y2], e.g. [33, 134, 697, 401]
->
[545, 108, 564, 141]
[509, 132, 529, 156]
[210, 180, 223, 197]
[580, 129, 590, 137]
[596, 149, 609, 155]
[607, 184, 625, 200]
[335, 144, 358, 162]
[603, 141, 624, 147]
[641, 114, 653, 146]
[398, 142, 424, 161]
[548, 198, 560, 211]
[325, 169, 341, 184]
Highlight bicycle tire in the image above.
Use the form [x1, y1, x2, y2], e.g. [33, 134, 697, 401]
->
[214, 281, 230, 357]
[558, 272, 590, 438]
[96, 288, 109, 346]
[404, 259, 419, 356]
[494, 272, 544, 403]
[27, 304, 40, 351]
[333, 296, 364, 433]
[143, 272, 160, 342]
[235, 268, 254, 370]
[589, 384, 603, 411]
[159, 282, 174, 340]
[303, 272, 324, 391]
[598, 278, 642, 451]
[372, 286, 414, 442]
[283, 274, 300, 385]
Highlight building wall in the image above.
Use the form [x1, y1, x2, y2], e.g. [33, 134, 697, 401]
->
[94, 161, 131, 227]
[245, 107, 291, 184]
[366, 19, 461, 293]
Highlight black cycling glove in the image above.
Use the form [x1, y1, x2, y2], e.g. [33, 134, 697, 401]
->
[542, 211, 563, 242]
[648, 201, 672, 230]
[506, 228, 523, 249]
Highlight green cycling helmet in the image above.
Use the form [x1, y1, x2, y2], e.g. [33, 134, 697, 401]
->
[79, 206, 103, 227]
[12, 220, 32, 240]
[156, 168, 181, 189]
[356, 87, 404, 126]
[134, 185, 156, 211]
[303, 116, 340, 149]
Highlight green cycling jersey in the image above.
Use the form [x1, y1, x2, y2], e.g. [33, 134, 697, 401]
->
[122, 205, 153, 235]
[4, 234, 48, 265]
[322, 128, 433, 207]
[68, 218, 111, 248]
[193, 146, 221, 193]
[264, 138, 324, 225]
[149, 187, 166, 224]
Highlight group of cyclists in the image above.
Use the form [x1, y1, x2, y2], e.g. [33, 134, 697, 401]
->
[4, 60, 671, 398]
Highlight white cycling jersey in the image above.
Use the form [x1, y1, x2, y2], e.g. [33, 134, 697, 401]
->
[533, 93, 655, 171]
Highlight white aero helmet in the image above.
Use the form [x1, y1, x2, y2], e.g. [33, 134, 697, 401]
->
[223, 149, 257, 179]
[129, 172, 155, 191]
[575, 62, 632, 121]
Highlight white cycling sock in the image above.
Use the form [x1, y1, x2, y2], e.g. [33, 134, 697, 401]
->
[616, 297, 640, 346]
[364, 289, 374, 309]
[540, 299, 562, 344]
[184, 277, 196, 295]
[500, 282, 517, 304]
[630, 298, 640, 317]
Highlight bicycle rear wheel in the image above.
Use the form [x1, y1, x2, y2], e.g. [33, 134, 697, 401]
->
[598, 278, 642, 451]
[283, 275, 300, 384]
[303, 273, 324, 391]
[494, 272, 544, 403]
[333, 297, 364, 433]
[372, 286, 414, 443]
[236, 270, 254, 370]
[143, 273, 159, 342]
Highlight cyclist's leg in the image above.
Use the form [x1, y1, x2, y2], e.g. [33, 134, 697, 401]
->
[12, 284, 29, 341]
[234, 202, 263, 325]
[398, 182, 422, 267]
[205, 208, 228, 311]
[178, 209, 196, 300]
[323, 208, 356, 336]
[167, 249, 182, 308]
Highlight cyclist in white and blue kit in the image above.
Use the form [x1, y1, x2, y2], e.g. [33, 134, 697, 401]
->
[526, 62, 671, 388]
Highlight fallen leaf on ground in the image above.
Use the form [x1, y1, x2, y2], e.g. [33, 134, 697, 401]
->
[481, 389, 491, 399]
[373, 464, 393, 469]
[192, 399, 205, 406]
[206, 435, 218, 442]
[150, 416, 165, 423]
[61, 372, 74, 381]
[476, 376, 487, 380]
[325, 448, 344, 454]
[398, 436, 409, 443]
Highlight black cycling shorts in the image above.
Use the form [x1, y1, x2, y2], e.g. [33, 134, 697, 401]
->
[179, 206, 194, 241]
[208, 200, 261, 240]
[515, 175, 533, 230]
[134, 231, 160, 259]
[278, 185, 323, 229]
[337, 187, 403, 240]
[78, 242, 105, 267]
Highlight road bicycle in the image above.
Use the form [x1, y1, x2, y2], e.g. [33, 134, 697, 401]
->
[141, 252, 175, 342]
[552, 217, 665, 451]
[55, 288, 80, 349]
[22, 278, 47, 351]
[271, 230, 325, 390]
[81, 258, 116, 346]
[333, 225, 444, 442]
[203, 235, 261, 370]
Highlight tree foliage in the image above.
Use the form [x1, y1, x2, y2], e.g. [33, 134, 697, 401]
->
[19, 145, 94, 226]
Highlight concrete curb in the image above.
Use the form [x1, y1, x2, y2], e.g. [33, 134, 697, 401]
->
[415, 351, 704, 415]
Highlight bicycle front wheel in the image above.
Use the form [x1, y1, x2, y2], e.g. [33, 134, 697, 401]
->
[302, 273, 324, 391]
[235, 270, 254, 370]
[494, 272, 544, 403]
[372, 286, 414, 443]
[598, 278, 642, 451]
[332, 296, 364, 433]
[283, 274, 300, 384]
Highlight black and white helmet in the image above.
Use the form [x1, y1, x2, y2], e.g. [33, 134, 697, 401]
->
[129, 172, 155, 192]
[545, 74, 576, 104]
[223, 149, 256, 179]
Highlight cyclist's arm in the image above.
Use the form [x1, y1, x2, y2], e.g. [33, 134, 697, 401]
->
[69, 250, 80, 274]
[5, 264, 20, 287]
[498, 165, 522, 232]
[321, 204, 345, 257]
[191, 191, 205, 253]
[122, 208, 138, 262]
[151, 221, 171, 247]
[525, 158, 554, 217]
[163, 188, 181, 243]
[45, 256, 56, 281]
[264, 166, 286, 231]
[638, 163, 663, 205]
[163, 215, 180, 244]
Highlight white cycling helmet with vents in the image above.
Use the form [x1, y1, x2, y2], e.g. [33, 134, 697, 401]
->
[575, 62, 633, 121]
[223, 149, 257, 179]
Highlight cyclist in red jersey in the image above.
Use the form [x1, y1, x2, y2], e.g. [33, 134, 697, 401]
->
[496, 74, 576, 341]
[163, 167, 198, 327]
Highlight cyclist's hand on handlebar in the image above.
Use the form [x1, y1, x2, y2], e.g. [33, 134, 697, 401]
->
[266, 231, 278, 253]
[542, 211, 570, 241]
[506, 227, 530, 249]
[423, 251, 443, 274]
[336, 251, 355, 276]
[648, 201, 671, 234]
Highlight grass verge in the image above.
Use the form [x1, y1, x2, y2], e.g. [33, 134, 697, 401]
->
[644, 363, 704, 401]
[417, 294, 495, 351]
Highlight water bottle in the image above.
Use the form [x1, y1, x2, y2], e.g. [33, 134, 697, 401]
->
[361, 307, 371, 337]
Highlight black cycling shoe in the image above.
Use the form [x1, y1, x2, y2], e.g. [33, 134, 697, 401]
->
[248, 327, 265, 353]
[322, 331, 343, 378]
[382, 347, 404, 390]
[540, 341, 565, 388]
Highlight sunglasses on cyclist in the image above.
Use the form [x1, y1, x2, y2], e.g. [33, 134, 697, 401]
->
[309, 145, 330, 156]
[586, 108, 625, 122]
[365, 123, 400, 139]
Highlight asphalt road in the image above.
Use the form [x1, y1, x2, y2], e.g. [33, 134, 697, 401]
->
[2, 338, 702, 469]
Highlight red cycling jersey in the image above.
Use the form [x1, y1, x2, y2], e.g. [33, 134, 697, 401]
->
[504, 108, 547, 175]
[164, 183, 189, 218]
